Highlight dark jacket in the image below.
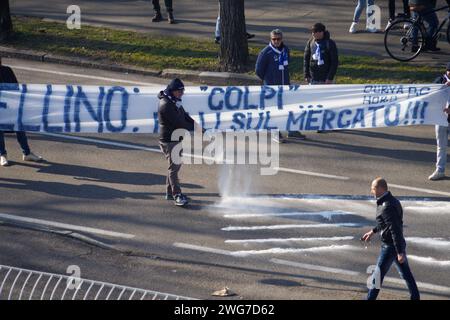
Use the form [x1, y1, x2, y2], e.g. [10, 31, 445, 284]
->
[255, 43, 290, 85]
[372, 191, 406, 254]
[304, 31, 339, 82]
[0, 65, 18, 84]
[157, 91, 195, 143]
[433, 74, 450, 123]
[408, 0, 436, 8]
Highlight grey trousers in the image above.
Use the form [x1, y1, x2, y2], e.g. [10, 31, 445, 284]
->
[159, 141, 182, 195]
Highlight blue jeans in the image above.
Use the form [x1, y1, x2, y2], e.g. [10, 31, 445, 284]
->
[353, 0, 375, 23]
[411, 10, 439, 46]
[0, 131, 31, 156]
[435, 125, 449, 173]
[367, 244, 420, 300]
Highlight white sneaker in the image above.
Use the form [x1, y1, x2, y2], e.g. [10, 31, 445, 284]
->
[0, 155, 8, 166]
[366, 27, 379, 33]
[428, 170, 445, 181]
[385, 20, 393, 31]
[23, 152, 43, 162]
[349, 22, 358, 33]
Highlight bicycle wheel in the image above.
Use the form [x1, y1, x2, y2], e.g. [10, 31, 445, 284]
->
[384, 18, 425, 62]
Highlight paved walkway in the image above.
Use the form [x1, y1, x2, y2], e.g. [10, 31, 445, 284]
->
[11, 0, 450, 66]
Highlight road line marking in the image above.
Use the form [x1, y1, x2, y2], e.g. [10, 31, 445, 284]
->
[390, 184, 450, 197]
[407, 255, 450, 267]
[271, 258, 360, 276]
[9, 65, 155, 86]
[225, 236, 354, 244]
[232, 245, 360, 257]
[221, 223, 362, 231]
[383, 277, 450, 294]
[274, 167, 350, 181]
[406, 237, 450, 250]
[173, 242, 233, 256]
[38, 132, 162, 153]
[223, 211, 354, 219]
[0, 212, 135, 239]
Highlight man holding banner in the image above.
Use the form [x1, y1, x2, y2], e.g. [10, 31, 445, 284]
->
[429, 62, 450, 181]
[0, 57, 43, 167]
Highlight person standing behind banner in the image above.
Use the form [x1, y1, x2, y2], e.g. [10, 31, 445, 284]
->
[255, 29, 305, 143]
[0, 57, 43, 167]
[362, 177, 420, 300]
[158, 78, 203, 206]
[428, 62, 450, 181]
[304, 23, 339, 133]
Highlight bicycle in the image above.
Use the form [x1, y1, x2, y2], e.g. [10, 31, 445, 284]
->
[384, 5, 450, 62]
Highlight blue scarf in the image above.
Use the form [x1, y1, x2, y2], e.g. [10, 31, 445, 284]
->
[269, 42, 288, 70]
[313, 42, 324, 66]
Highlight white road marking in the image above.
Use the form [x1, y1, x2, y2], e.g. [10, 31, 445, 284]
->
[406, 237, 450, 250]
[9, 65, 155, 86]
[408, 255, 450, 267]
[274, 167, 350, 181]
[225, 236, 354, 244]
[173, 242, 358, 257]
[0, 212, 135, 239]
[390, 184, 450, 197]
[404, 202, 450, 215]
[223, 211, 354, 220]
[221, 223, 362, 231]
[232, 245, 360, 257]
[383, 277, 450, 294]
[271, 258, 360, 276]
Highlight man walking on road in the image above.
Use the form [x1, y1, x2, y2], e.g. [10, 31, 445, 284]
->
[362, 177, 420, 300]
[429, 62, 450, 181]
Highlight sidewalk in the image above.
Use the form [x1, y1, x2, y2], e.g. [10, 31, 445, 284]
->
[11, 0, 449, 67]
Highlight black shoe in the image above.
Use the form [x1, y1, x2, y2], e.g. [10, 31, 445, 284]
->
[215, 37, 220, 44]
[152, 12, 163, 22]
[411, 45, 420, 53]
[287, 131, 306, 140]
[246, 32, 255, 40]
[168, 12, 175, 24]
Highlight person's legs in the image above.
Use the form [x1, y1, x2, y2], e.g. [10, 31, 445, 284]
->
[0, 131, 6, 156]
[436, 125, 448, 173]
[15, 131, 30, 156]
[152, 0, 161, 13]
[160, 141, 182, 196]
[423, 11, 439, 48]
[353, 0, 367, 23]
[402, 0, 410, 18]
[367, 245, 397, 300]
[164, 0, 173, 12]
[394, 256, 420, 300]
[388, 0, 396, 21]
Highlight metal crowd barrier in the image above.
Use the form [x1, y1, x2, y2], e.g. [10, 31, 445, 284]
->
[0, 264, 196, 300]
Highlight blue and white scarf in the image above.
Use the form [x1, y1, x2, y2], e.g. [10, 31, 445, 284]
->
[269, 42, 288, 71]
[163, 90, 183, 108]
[312, 42, 324, 66]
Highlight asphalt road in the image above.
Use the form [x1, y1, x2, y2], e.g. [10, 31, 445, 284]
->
[11, 0, 450, 66]
[1, 57, 450, 300]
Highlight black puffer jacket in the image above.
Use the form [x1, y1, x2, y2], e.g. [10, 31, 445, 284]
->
[304, 31, 339, 82]
[372, 192, 406, 254]
[157, 91, 195, 143]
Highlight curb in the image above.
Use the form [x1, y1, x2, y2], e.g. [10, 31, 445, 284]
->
[0, 46, 261, 86]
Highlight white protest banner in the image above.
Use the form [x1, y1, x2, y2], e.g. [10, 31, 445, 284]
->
[0, 83, 448, 133]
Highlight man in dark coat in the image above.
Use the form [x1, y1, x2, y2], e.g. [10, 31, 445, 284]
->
[158, 78, 200, 206]
[362, 177, 420, 300]
[0, 56, 43, 167]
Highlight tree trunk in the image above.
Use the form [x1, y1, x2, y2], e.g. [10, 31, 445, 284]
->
[218, 0, 249, 73]
[0, 0, 13, 40]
